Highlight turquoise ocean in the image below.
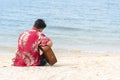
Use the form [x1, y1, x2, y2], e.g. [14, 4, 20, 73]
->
[0, 0, 120, 54]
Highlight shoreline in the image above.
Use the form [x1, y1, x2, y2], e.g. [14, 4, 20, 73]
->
[1, 45, 120, 54]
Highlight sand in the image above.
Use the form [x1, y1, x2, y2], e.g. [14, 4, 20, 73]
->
[0, 52, 120, 80]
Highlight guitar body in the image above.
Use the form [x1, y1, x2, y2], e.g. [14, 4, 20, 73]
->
[39, 46, 57, 65]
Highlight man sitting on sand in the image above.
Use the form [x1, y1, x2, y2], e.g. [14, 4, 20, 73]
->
[12, 19, 53, 66]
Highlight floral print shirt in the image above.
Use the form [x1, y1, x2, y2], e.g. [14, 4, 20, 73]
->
[12, 27, 50, 66]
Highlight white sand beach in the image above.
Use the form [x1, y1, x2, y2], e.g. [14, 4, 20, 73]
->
[0, 52, 120, 80]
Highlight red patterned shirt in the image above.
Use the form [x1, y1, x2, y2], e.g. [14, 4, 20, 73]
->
[12, 27, 50, 66]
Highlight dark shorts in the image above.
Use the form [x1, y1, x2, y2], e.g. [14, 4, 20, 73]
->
[39, 55, 47, 66]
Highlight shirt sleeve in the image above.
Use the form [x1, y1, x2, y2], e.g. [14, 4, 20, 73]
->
[38, 33, 51, 46]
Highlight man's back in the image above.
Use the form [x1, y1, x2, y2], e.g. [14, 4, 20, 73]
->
[18, 29, 39, 53]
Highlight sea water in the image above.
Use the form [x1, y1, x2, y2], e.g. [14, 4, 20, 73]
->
[0, 0, 120, 53]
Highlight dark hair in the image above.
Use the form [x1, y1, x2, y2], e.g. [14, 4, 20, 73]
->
[33, 19, 46, 29]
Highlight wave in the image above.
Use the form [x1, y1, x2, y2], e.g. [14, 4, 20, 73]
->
[49, 26, 80, 31]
